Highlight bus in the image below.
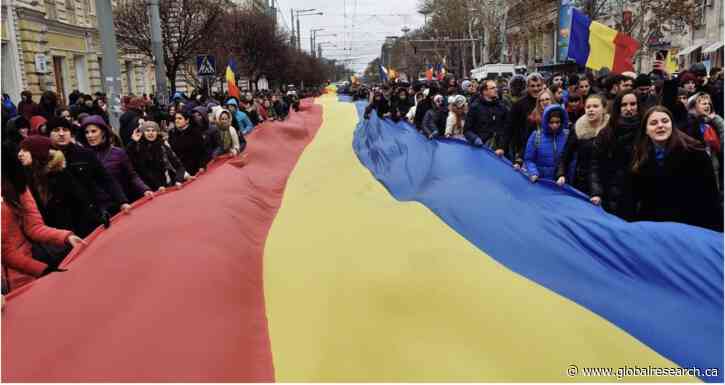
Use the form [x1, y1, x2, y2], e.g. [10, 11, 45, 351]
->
[470, 64, 527, 81]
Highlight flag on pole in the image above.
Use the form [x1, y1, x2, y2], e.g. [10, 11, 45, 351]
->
[226, 59, 241, 100]
[425, 64, 433, 80]
[379, 65, 389, 82]
[567, 8, 639, 73]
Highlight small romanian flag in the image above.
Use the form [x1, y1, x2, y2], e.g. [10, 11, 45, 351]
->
[568, 8, 639, 73]
[226, 59, 241, 100]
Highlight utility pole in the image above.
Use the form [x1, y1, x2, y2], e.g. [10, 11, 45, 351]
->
[290, 8, 295, 47]
[318, 43, 322, 59]
[147, 0, 167, 106]
[95, 0, 122, 131]
[296, 17, 301, 50]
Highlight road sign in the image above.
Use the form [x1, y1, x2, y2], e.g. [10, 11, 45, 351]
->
[196, 55, 216, 76]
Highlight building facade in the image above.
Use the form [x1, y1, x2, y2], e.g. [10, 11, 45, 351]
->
[1, 0, 155, 104]
[501, 0, 723, 73]
[503, 0, 559, 68]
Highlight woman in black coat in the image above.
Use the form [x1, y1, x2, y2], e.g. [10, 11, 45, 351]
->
[590, 91, 640, 220]
[127, 121, 188, 192]
[169, 110, 207, 176]
[18, 135, 104, 237]
[630, 106, 722, 231]
[557, 94, 609, 198]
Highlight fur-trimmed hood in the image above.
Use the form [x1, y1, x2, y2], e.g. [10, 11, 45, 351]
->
[575, 113, 610, 140]
[45, 150, 66, 173]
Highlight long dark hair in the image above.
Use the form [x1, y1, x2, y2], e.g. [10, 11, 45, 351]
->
[23, 149, 54, 206]
[631, 105, 703, 173]
[598, 90, 639, 145]
[1, 142, 27, 213]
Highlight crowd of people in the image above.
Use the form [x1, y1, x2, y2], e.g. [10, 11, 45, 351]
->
[1, 84, 319, 294]
[357, 61, 724, 232]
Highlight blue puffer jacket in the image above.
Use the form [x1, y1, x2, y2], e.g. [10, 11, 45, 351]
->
[224, 98, 254, 136]
[524, 104, 570, 180]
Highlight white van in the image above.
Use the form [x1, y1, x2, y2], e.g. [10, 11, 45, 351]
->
[470, 64, 526, 81]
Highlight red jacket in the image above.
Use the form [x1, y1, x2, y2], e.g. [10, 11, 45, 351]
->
[1, 190, 71, 292]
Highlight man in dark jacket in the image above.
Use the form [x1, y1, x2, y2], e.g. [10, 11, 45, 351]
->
[507, 73, 544, 165]
[17, 90, 37, 121]
[464, 79, 509, 156]
[46, 117, 126, 227]
[633, 74, 657, 112]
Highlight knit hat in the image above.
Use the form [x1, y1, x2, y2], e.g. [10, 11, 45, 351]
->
[141, 120, 160, 132]
[679, 71, 697, 86]
[46, 116, 73, 134]
[634, 74, 652, 88]
[20, 135, 52, 164]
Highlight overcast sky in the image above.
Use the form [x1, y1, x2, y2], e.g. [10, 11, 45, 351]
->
[274, 0, 425, 72]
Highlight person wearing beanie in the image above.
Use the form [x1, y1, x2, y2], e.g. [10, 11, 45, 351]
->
[690, 62, 709, 91]
[679, 71, 698, 96]
[46, 117, 125, 227]
[2, 142, 86, 293]
[126, 120, 188, 192]
[79, 115, 152, 214]
[119, 97, 146, 146]
[29, 115, 47, 136]
[633, 74, 656, 111]
[18, 135, 104, 238]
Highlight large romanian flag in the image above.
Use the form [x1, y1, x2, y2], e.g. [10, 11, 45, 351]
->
[568, 8, 639, 73]
[2, 94, 722, 382]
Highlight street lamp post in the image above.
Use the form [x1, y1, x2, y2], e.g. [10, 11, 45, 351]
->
[146, 0, 167, 106]
[294, 9, 323, 51]
[311, 28, 324, 57]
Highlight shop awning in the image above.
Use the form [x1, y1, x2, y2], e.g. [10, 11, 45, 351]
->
[703, 41, 724, 54]
[677, 42, 704, 56]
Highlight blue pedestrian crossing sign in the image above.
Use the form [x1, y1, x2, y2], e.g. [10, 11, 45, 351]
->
[196, 55, 216, 76]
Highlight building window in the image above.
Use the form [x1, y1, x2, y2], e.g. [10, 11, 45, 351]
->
[695, 0, 706, 27]
[66, 0, 77, 24]
[46, 0, 58, 19]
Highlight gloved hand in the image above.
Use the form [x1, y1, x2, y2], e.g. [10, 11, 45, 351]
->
[100, 209, 111, 229]
[41, 266, 68, 276]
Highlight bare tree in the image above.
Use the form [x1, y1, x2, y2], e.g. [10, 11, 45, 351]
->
[113, 0, 227, 93]
[212, 9, 289, 90]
